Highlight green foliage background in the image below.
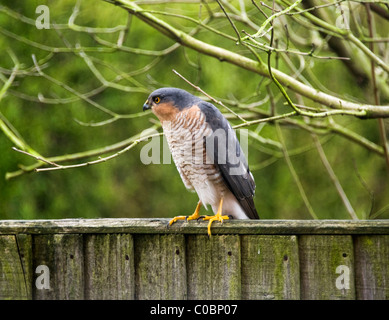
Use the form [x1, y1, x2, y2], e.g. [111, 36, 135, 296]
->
[0, 0, 388, 220]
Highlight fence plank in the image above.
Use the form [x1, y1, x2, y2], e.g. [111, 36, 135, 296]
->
[0, 235, 31, 299]
[186, 235, 241, 299]
[134, 234, 186, 299]
[33, 234, 84, 300]
[241, 235, 300, 300]
[1, 219, 389, 235]
[1, 219, 388, 300]
[84, 233, 134, 300]
[299, 235, 355, 300]
[354, 235, 389, 300]
[15, 234, 33, 300]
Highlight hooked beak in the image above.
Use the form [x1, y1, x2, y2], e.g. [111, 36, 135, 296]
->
[143, 99, 151, 111]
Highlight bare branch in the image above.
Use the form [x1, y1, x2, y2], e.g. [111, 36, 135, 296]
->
[112, 0, 389, 117]
[172, 69, 248, 123]
[10, 129, 162, 174]
[312, 135, 358, 220]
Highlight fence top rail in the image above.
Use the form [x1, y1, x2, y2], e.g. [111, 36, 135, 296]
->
[0, 218, 388, 235]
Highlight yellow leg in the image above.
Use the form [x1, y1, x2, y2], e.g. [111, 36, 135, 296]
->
[202, 198, 230, 237]
[168, 201, 203, 227]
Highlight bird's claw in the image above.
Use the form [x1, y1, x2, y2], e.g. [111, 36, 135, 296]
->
[168, 216, 184, 228]
[168, 212, 202, 228]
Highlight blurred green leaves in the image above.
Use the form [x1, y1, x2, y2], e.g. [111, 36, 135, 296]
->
[0, 0, 388, 220]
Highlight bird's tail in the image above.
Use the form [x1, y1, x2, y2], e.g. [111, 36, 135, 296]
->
[239, 197, 259, 219]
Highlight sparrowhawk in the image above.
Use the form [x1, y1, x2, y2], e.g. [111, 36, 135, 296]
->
[143, 87, 259, 236]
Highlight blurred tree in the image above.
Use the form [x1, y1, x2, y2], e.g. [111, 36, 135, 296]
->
[0, 0, 388, 220]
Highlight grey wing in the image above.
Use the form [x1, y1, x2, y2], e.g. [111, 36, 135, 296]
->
[199, 102, 259, 219]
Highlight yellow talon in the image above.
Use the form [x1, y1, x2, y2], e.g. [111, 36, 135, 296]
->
[202, 198, 229, 237]
[168, 198, 229, 237]
[168, 201, 202, 226]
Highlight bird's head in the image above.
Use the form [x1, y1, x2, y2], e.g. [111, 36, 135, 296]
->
[143, 87, 200, 121]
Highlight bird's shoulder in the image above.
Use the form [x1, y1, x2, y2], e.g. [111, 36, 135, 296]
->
[198, 101, 230, 131]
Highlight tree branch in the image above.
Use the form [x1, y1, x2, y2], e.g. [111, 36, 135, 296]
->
[9, 127, 162, 175]
[109, 0, 389, 118]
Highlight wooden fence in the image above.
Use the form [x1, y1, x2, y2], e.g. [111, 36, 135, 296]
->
[0, 219, 388, 300]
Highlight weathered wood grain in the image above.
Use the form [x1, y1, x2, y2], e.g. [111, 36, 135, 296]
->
[241, 235, 300, 300]
[15, 234, 33, 299]
[84, 233, 134, 300]
[354, 235, 389, 300]
[134, 234, 186, 299]
[299, 235, 355, 300]
[186, 235, 241, 299]
[0, 219, 388, 235]
[33, 234, 84, 300]
[1, 220, 388, 300]
[0, 235, 32, 299]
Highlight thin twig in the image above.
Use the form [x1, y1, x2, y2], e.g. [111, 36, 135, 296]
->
[366, 3, 389, 174]
[215, 0, 241, 42]
[276, 123, 318, 219]
[172, 69, 248, 123]
[242, 30, 351, 60]
[0, 51, 41, 157]
[312, 134, 358, 220]
[280, 0, 389, 74]
[266, 1, 317, 219]
[12, 132, 162, 173]
[12, 147, 61, 167]
[31, 54, 118, 117]
[243, 0, 303, 40]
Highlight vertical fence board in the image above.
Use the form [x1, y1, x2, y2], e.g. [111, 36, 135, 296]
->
[134, 234, 186, 299]
[84, 234, 134, 300]
[33, 234, 84, 300]
[186, 235, 241, 300]
[241, 235, 300, 300]
[0, 235, 32, 299]
[354, 235, 389, 300]
[15, 234, 33, 300]
[299, 235, 355, 300]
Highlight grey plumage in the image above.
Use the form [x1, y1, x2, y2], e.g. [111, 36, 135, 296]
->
[199, 101, 259, 219]
[143, 87, 259, 221]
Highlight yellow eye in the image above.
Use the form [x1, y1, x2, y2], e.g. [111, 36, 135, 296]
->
[154, 96, 161, 104]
